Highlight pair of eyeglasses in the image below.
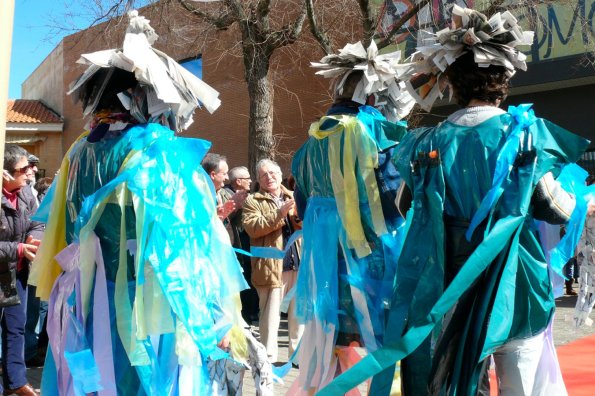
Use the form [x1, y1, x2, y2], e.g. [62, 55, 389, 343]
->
[237, 177, 252, 181]
[259, 171, 279, 179]
[13, 164, 33, 174]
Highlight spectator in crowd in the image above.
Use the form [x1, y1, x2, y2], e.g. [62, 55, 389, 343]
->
[25, 155, 40, 202]
[242, 159, 303, 363]
[1, 144, 44, 396]
[33, 177, 52, 202]
[201, 153, 236, 220]
[224, 166, 259, 324]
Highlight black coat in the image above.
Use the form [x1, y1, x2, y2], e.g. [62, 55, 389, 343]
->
[0, 186, 44, 275]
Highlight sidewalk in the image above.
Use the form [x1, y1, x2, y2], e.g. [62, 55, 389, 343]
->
[26, 291, 593, 395]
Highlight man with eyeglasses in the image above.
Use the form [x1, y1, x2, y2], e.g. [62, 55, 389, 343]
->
[242, 159, 303, 363]
[0, 144, 44, 396]
[223, 166, 259, 324]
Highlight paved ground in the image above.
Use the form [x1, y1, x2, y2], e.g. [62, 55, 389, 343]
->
[24, 282, 593, 395]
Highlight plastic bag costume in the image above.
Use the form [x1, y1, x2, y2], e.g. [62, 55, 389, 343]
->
[317, 105, 589, 395]
[291, 104, 407, 393]
[28, 11, 272, 396]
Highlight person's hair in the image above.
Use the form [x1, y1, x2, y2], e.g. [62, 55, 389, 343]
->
[255, 159, 282, 178]
[28, 154, 40, 165]
[4, 144, 29, 174]
[444, 51, 511, 107]
[78, 67, 138, 113]
[34, 177, 53, 200]
[229, 166, 249, 184]
[201, 153, 227, 174]
[333, 70, 365, 102]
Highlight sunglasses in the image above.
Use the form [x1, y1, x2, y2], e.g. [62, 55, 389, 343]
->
[13, 164, 33, 174]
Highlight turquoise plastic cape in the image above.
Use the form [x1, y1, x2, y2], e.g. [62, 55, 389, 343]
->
[38, 123, 248, 395]
[317, 105, 590, 395]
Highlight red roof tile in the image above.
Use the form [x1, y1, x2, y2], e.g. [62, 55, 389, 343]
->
[7, 100, 62, 124]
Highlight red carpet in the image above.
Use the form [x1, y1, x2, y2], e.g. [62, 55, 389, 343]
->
[557, 334, 595, 395]
[488, 334, 595, 395]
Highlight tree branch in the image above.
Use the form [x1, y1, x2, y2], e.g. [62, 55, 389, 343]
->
[358, 0, 377, 47]
[376, 0, 431, 50]
[268, 2, 307, 50]
[306, 0, 333, 55]
[177, 0, 236, 30]
[256, 0, 271, 21]
[224, 0, 247, 21]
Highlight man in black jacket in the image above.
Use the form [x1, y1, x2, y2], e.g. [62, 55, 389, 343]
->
[0, 144, 44, 396]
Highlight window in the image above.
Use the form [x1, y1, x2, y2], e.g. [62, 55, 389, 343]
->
[179, 56, 203, 79]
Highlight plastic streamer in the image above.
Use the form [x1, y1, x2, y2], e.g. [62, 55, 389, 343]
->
[309, 115, 387, 258]
[466, 104, 537, 241]
[294, 198, 341, 389]
[549, 163, 595, 276]
[249, 230, 303, 259]
[29, 131, 90, 300]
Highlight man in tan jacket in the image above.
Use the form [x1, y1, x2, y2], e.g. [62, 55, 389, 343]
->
[242, 159, 303, 363]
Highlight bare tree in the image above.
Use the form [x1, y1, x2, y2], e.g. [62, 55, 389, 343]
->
[175, 0, 309, 171]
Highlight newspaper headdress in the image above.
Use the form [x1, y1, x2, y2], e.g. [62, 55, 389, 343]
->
[68, 10, 221, 132]
[311, 41, 417, 121]
[407, 5, 534, 110]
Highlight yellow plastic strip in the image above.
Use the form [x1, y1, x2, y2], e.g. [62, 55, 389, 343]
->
[30, 131, 90, 300]
[351, 121, 387, 237]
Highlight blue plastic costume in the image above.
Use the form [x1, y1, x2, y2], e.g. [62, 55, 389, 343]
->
[317, 105, 590, 395]
[30, 123, 250, 395]
[291, 104, 406, 393]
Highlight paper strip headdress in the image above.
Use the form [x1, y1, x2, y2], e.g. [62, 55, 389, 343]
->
[68, 10, 221, 132]
[311, 40, 417, 121]
[406, 5, 534, 110]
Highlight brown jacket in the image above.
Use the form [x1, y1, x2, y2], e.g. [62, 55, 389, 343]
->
[242, 185, 301, 288]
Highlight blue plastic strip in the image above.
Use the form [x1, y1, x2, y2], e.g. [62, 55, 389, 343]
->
[466, 104, 536, 241]
[272, 341, 301, 380]
[249, 230, 303, 259]
[549, 163, 595, 276]
[64, 349, 103, 395]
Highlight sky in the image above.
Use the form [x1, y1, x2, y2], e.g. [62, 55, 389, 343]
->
[9, 0, 84, 99]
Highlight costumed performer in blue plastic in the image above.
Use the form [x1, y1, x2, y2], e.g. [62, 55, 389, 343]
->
[290, 40, 416, 395]
[316, 5, 595, 396]
[28, 10, 273, 396]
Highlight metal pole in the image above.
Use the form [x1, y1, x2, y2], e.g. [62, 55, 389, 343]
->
[0, 0, 16, 178]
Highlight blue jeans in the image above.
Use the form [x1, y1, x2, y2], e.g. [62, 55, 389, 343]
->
[0, 270, 29, 392]
[25, 285, 48, 360]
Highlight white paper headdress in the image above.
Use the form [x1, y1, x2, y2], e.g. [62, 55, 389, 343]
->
[406, 5, 534, 110]
[68, 10, 221, 132]
[311, 41, 417, 121]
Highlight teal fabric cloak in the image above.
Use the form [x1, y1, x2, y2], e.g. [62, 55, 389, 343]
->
[317, 106, 589, 395]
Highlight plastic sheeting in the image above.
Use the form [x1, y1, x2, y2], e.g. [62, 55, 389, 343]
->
[292, 105, 405, 394]
[32, 123, 252, 395]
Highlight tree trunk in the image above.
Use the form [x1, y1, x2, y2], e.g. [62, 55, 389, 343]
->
[244, 44, 274, 175]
